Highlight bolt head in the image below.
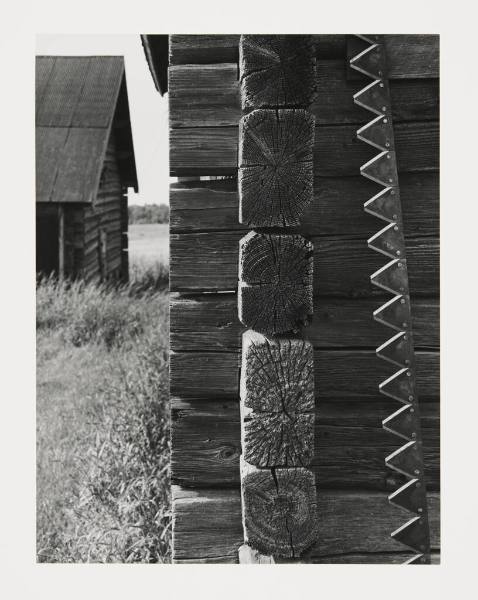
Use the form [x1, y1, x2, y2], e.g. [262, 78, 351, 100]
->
[396, 250, 401, 255]
[400, 298, 406, 304]
[394, 226, 399, 231]
[409, 395, 414, 401]
[414, 469, 420, 475]
[385, 142, 390, 147]
[407, 371, 412, 377]
[383, 118, 388, 124]
[382, 106, 387, 111]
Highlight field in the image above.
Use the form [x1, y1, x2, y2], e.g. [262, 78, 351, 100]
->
[36, 224, 170, 563]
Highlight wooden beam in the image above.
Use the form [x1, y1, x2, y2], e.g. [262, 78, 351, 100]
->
[170, 295, 439, 352]
[171, 398, 439, 491]
[170, 349, 439, 401]
[170, 232, 439, 295]
[170, 173, 439, 238]
[172, 486, 440, 563]
[170, 121, 439, 176]
[169, 62, 438, 128]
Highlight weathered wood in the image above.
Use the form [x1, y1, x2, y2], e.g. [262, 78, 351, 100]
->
[170, 173, 439, 237]
[170, 295, 439, 352]
[239, 232, 314, 334]
[170, 350, 439, 400]
[171, 398, 439, 491]
[238, 544, 275, 563]
[169, 62, 438, 127]
[171, 232, 438, 296]
[169, 35, 347, 65]
[240, 35, 316, 109]
[241, 461, 318, 557]
[172, 486, 440, 562]
[385, 35, 439, 79]
[170, 121, 438, 176]
[169, 35, 438, 79]
[240, 331, 314, 467]
[239, 109, 315, 227]
[58, 204, 65, 280]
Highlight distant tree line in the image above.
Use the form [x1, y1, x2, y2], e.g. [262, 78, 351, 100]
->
[128, 204, 169, 224]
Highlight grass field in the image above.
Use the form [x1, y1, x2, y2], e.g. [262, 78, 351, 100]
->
[37, 224, 170, 563]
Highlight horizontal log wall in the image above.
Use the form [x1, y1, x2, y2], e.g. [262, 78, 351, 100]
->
[169, 34, 439, 563]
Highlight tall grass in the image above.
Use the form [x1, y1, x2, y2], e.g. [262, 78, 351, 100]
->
[36, 274, 170, 562]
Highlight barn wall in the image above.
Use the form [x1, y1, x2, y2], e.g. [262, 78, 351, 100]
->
[83, 131, 126, 283]
[169, 34, 439, 563]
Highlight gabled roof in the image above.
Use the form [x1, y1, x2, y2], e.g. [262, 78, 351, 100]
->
[36, 56, 138, 203]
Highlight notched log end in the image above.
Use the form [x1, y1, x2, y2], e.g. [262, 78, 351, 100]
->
[241, 460, 318, 558]
[239, 35, 318, 109]
[239, 109, 315, 227]
[238, 232, 314, 335]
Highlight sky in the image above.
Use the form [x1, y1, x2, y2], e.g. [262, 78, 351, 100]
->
[36, 34, 169, 206]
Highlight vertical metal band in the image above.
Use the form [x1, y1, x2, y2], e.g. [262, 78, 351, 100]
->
[350, 35, 431, 564]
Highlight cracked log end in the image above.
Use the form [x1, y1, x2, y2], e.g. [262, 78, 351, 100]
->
[239, 109, 315, 227]
[238, 232, 314, 335]
[240, 34, 317, 109]
[241, 459, 318, 558]
[240, 331, 315, 467]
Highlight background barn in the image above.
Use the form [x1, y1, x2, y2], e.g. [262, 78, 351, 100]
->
[36, 56, 137, 283]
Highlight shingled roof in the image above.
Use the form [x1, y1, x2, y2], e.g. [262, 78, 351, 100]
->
[36, 56, 138, 203]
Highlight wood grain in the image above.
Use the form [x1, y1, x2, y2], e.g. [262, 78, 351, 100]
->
[240, 35, 316, 109]
[169, 35, 438, 79]
[170, 173, 439, 237]
[241, 462, 318, 557]
[171, 398, 439, 491]
[170, 350, 439, 400]
[241, 332, 314, 467]
[169, 35, 347, 65]
[170, 295, 439, 352]
[239, 109, 314, 227]
[170, 121, 438, 176]
[169, 61, 438, 127]
[170, 232, 439, 295]
[239, 232, 314, 334]
[172, 486, 440, 562]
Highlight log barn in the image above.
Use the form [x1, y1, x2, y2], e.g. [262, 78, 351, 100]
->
[142, 34, 440, 563]
[36, 56, 137, 282]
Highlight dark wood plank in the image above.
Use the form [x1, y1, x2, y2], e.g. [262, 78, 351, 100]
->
[170, 232, 439, 295]
[170, 350, 439, 400]
[385, 35, 439, 79]
[172, 486, 440, 562]
[170, 295, 439, 352]
[171, 398, 439, 491]
[169, 35, 347, 65]
[169, 61, 438, 127]
[170, 173, 439, 238]
[170, 121, 439, 176]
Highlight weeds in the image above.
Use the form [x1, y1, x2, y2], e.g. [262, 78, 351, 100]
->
[36, 272, 170, 562]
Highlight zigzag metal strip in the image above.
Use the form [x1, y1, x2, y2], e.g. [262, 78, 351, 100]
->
[350, 34, 431, 564]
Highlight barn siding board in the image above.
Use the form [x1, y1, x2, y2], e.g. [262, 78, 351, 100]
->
[170, 121, 439, 176]
[170, 173, 439, 237]
[170, 350, 439, 401]
[171, 399, 439, 491]
[170, 296, 439, 352]
[172, 487, 440, 562]
[169, 62, 438, 128]
[170, 232, 439, 295]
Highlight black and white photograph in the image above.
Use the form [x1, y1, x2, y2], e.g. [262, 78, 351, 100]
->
[2, 3, 476, 596]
